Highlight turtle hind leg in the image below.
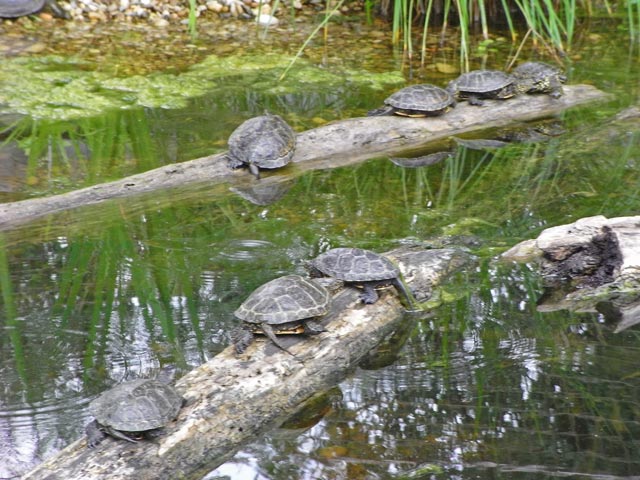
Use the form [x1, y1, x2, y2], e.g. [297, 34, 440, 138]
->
[360, 283, 379, 304]
[104, 426, 139, 443]
[230, 325, 255, 354]
[303, 320, 327, 335]
[86, 420, 107, 448]
[261, 323, 294, 356]
[392, 278, 416, 309]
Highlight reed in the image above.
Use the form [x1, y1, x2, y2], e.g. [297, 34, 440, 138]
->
[383, 0, 593, 64]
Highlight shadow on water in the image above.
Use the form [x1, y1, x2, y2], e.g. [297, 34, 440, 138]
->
[1, 20, 640, 480]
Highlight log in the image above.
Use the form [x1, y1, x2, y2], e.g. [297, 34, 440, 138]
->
[22, 246, 473, 480]
[0, 85, 611, 231]
[501, 215, 640, 331]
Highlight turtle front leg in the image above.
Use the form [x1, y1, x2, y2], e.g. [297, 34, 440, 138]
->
[86, 420, 107, 448]
[261, 323, 294, 356]
[360, 283, 379, 304]
[248, 163, 261, 180]
[468, 95, 485, 106]
[226, 154, 245, 170]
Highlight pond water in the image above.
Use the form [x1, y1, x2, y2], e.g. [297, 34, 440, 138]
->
[1, 13, 640, 480]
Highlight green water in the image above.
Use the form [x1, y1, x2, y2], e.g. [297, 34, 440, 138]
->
[1, 15, 640, 480]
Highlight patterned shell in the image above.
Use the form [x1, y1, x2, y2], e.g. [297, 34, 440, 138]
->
[0, 0, 45, 17]
[227, 113, 296, 169]
[234, 275, 330, 325]
[511, 62, 567, 94]
[90, 379, 182, 432]
[311, 247, 399, 282]
[385, 84, 455, 114]
[448, 70, 514, 93]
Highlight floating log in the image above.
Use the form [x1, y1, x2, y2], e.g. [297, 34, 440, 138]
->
[22, 246, 473, 480]
[0, 85, 611, 231]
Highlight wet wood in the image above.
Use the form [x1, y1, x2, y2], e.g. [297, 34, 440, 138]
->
[22, 246, 472, 480]
[0, 85, 611, 231]
[501, 215, 640, 331]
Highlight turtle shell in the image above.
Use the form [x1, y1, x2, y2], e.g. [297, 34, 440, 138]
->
[227, 113, 296, 170]
[311, 247, 399, 282]
[384, 84, 455, 117]
[234, 275, 330, 325]
[90, 379, 182, 433]
[0, 0, 45, 17]
[448, 70, 515, 95]
[511, 62, 567, 96]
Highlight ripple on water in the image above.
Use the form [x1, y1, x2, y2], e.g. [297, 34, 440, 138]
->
[217, 239, 275, 261]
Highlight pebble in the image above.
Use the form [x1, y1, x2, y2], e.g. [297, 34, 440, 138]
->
[256, 13, 277, 27]
[0, 0, 365, 24]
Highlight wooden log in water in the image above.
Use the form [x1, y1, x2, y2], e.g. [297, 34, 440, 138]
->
[0, 85, 611, 230]
[22, 246, 473, 480]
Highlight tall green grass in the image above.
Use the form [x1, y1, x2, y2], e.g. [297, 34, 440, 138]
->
[388, 0, 580, 67]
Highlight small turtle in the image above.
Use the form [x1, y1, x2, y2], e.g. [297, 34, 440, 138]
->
[227, 113, 296, 180]
[309, 247, 413, 306]
[447, 70, 518, 106]
[232, 275, 330, 355]
[367, 84, 455, 117]
[512, 61, 567, 98]
[85, 376, 184, 448]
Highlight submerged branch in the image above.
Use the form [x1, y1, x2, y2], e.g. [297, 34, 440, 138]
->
[22, 246, 472, 480]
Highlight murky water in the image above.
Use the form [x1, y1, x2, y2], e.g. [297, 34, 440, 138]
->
[1, 12, 640, 480]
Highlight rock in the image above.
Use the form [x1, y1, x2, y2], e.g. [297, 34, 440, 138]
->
[256, 12, 277, 26]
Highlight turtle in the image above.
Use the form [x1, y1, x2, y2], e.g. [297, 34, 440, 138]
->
[309, 247, 413, 306]
[232, 274, 331, 355]
[226, 113, 296, 180]
[511, 61, 567, 98]
[0, 0, 66, 18]
[446, 70, 518, 106]
[85, 377, 184, 448]
[367, 84, 455, 117]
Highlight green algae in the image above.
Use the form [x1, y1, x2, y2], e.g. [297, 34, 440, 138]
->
[0, 53, 404, 121]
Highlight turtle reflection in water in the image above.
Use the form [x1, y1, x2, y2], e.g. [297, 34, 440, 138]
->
[309, 247, 414, 307]
[85, 375, 184, 448]
[231, 275, 331, 355]
[226, 113, 296, 180]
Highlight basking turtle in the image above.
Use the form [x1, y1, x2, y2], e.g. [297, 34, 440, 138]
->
[446, 70, 517, 106]
[227, 113, 296, 180]
[367, 84, 455, 117]
[232, 275, 330, 355]
[309, 247, 413, 306]
[85, 377, 183, 448]
[0, 0, 66, 18]
[512, 61, 567, 98]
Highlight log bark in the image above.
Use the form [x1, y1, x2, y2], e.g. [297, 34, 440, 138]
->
[1, 85, 611, 231]
[22, 246, 472, 480]
[501, 215, 640, 331]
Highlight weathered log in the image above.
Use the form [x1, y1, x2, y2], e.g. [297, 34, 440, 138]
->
[22, 246, 472, 480]
[501, 215, 640, 331]
[0, 85, 611, 231]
